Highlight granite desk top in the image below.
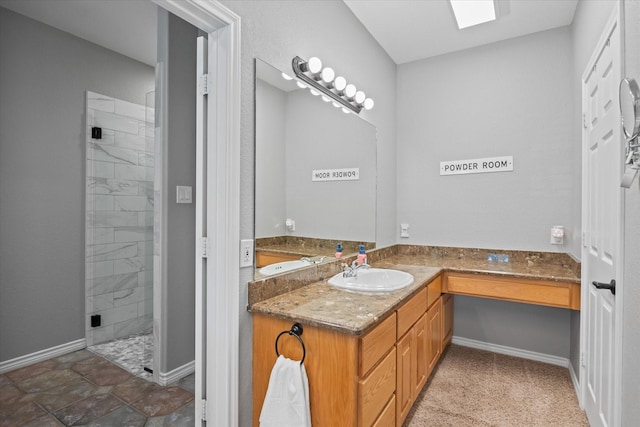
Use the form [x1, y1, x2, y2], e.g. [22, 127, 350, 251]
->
[249, 246, 581, 336]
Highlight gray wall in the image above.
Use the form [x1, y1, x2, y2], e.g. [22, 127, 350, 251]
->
[157, 10, 197, 372]
[220, 1, 398, 424]
[0, 7, 154, 362]
[454, 296, 570, 356]
[397, 27, 573, 251]
[622, 0, 640, 423]
[396, 27, 574, 359]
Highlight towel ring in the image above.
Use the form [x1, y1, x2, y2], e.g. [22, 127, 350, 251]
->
[275, 323, 306, 365]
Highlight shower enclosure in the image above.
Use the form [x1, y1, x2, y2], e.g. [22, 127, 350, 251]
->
[85, 90, 156, 379]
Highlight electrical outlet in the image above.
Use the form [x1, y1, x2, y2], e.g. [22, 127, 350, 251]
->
[240, 239, 254, 268]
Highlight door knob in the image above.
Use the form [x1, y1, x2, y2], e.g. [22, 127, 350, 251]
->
[591, 279, 616, 295]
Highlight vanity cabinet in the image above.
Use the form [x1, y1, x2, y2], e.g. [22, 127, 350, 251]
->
[252, 274, 451, 427]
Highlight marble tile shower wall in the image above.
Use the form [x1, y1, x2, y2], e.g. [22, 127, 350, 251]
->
[85, 91, 154, 346]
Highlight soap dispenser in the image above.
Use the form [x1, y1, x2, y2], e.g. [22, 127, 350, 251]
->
[357, 244, 367, 265]
[335, 243, 343, 258]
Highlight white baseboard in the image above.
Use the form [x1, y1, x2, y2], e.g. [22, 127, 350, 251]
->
[569, 361, 582, 406]
[451, 336, 570, 367]
[0, 339, 86, 374]
[158, 359, 195, 386]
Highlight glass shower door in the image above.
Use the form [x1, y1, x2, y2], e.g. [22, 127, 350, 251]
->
[141, 90, 155, 377]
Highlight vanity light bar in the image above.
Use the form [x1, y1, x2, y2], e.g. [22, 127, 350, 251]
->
[291, 56, 374, 114]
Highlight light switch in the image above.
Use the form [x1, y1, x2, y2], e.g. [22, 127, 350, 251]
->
[176, 186, 192, 204]
[400, 223, 410, 238]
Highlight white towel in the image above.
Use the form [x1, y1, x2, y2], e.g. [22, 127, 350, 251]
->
[259, 355, 311, 427]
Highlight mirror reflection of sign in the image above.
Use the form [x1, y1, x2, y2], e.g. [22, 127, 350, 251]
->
[440, 156, 513, 176]
[312, 168, 360, 182]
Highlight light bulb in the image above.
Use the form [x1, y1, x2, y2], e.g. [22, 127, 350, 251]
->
[354, 91, 366, 105]
[332, 102, 341, 108]
[309, 89, 320, 96]
[296, 81, 307, 89]
[321, 95, 331, 102]
[342, 107, 351, 114]
[303, 57, 322, 74]
[334, 76, 347, 93]
[321, 67, 335, 84]
[281, 72, 293, 80]
[363, 98, 375, 110]
[344, 84, 357, 100]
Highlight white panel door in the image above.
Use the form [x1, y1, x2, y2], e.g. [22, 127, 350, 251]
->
[582, 13, 621, 427]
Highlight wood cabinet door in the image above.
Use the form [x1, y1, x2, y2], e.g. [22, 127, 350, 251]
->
[426, 298, 442, 376]
[442, 294, 454, 348]
[396, 331, 413, 426]
[413, 313, 428, 397]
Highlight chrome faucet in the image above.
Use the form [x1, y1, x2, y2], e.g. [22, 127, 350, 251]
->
[342, 260, 370, 278]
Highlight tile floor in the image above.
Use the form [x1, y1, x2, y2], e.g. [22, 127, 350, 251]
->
[88, 333, 154, 381]
[0, 349, 194, 426]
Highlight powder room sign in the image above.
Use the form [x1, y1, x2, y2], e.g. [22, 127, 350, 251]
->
[440, 156, 514, 176]
[312, 168, 360, 182]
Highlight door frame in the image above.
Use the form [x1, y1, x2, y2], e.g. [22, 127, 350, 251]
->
[579, 4, 624, 426]
[152, 0, 241, 425]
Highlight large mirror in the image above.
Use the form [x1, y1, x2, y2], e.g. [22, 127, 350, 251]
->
[255, 58, 377, 278]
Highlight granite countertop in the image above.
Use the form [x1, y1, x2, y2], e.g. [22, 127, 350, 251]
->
[249, 246, 581, 336]
[250, 263, 442, 335]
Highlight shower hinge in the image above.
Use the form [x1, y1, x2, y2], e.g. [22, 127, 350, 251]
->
[201, 237, 208, 258]
[198, 73, 211, 96]
[201, 399, 207, 421]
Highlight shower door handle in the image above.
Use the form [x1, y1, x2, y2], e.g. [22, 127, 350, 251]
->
[591, 279, 616, 295]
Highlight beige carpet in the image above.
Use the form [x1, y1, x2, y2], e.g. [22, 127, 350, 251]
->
[404, 345, 589, 426]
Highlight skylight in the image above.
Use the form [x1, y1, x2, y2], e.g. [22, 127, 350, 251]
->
[450, 0, 496, 29]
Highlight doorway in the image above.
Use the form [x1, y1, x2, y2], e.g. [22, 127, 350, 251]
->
[153, 0, 241, 424]
[580, 6, 623, 427]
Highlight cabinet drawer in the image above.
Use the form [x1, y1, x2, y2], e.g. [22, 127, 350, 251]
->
[359, 347, 396, 427]
[445, 273, 579, 309]
[371, 394, 395, 427]
[360, 313, 397, 376]
[427, 275, 442, 309]
[397, 288, 427, 338]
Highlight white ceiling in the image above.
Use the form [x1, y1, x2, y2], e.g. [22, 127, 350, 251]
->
[344, 0, 579, 64]
[0, 0, 157, 66]
[0, 0, 578, 67]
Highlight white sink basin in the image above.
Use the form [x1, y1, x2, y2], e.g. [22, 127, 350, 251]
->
[259, 259, 313, 276]
[328, 268, 414, 292]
